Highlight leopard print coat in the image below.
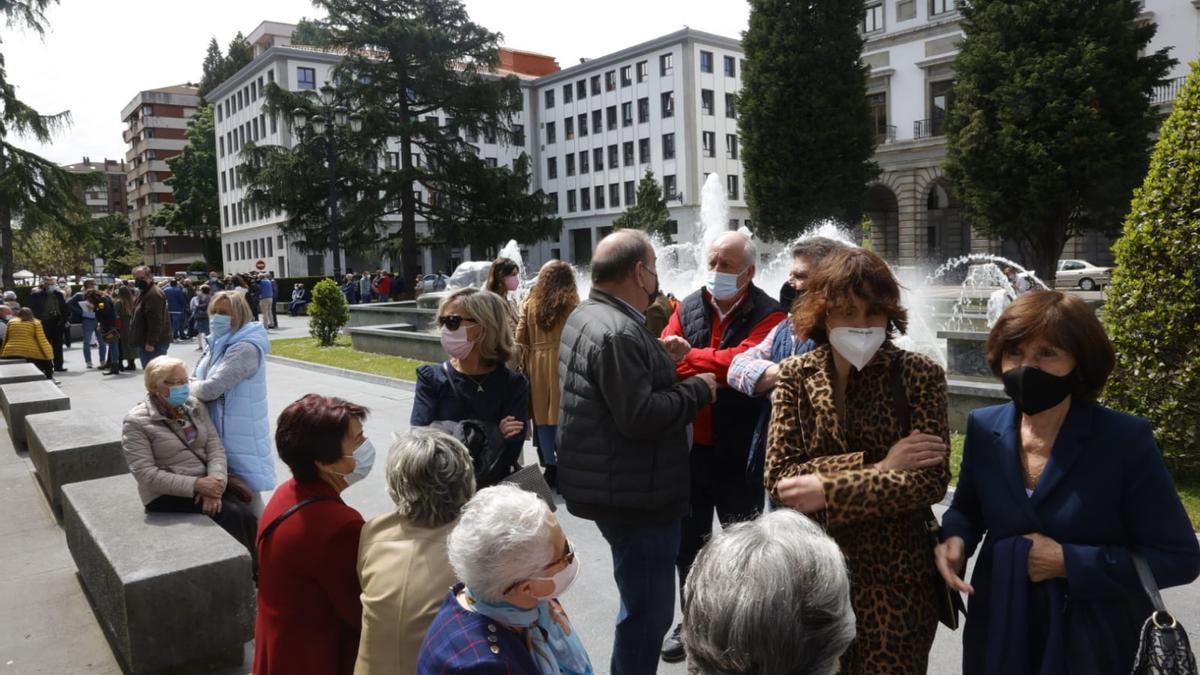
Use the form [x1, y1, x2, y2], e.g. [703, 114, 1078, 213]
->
[765, 342, 950, 675]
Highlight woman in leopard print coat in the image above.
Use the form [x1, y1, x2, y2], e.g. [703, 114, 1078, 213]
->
[765, 247, 950, 675]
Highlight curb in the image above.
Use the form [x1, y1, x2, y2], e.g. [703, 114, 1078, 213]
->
[265, 354, 417, 391]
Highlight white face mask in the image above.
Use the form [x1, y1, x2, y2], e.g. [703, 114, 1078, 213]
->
[706, 270, 743, 301]
[344, 438, 375, 485]
[531, 555, 580, 600]
[829, 326, 886, 371]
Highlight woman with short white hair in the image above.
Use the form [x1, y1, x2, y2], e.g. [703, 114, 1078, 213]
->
[355, 428, 476, 675]
[417, 485, 592, 675]
[682, 509, 855, 675]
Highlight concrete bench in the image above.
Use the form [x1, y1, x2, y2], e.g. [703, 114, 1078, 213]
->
[0, 362, 46, 386]
[0, 380, 70, 448]
[26, 411, 127, 518]
[62, 474, 254, 674]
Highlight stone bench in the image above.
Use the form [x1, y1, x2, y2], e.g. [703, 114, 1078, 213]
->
[0, 380, 70, 448]
[62, 474, 254, 674]
[26, 411, 127, 518]
[0, 362, 46, 386]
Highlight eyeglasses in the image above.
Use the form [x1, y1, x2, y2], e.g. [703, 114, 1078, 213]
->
[503, 539, 575, 595]
[437, 315, 478, 331]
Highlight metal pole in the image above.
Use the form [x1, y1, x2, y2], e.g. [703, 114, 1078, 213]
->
[327, 132, 341, 279]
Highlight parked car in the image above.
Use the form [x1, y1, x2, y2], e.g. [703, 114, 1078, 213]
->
[419, 273, 449, 292]
[1055, 259, 1110, 291]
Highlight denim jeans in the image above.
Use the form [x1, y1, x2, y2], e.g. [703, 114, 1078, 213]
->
[138, 342, 170, 367]
[169, 312, 185, 340]
[595, 518, 681, 675]
[80, 318, 106, 366]
[106, 341, 121, 371]
[535, 424, 558, 466]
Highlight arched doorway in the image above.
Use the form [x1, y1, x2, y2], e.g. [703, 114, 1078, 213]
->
[864, 184, 900, 262]
[924, 179, 969, 265]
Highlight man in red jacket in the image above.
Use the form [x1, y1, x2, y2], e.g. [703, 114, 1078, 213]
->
[658, 231, 785, 663]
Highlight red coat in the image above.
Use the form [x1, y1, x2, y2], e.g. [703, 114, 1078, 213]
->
[253, 478, 365, 675]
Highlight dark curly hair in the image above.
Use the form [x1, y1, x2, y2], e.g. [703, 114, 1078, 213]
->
[486, 257, 520, 295]
[525, 260, 579, 331]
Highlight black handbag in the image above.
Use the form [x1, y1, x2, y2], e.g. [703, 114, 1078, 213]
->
[437, 362, 516, 488]
[1131, 552, 1198, 675]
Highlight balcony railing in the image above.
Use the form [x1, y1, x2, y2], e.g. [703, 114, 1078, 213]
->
[1151, 76, 1187, 105]
[914, 117, 946, 139]
[876, 125, 897, 145]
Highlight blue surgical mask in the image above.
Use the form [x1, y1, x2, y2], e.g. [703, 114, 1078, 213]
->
[166, 384, 190, 408]
[345, 438, 376, 485]
[706, 270, 742, 302]
[209, 314, 232, 337]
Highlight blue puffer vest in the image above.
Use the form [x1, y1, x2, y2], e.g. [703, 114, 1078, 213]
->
[195, 321, 275, 491]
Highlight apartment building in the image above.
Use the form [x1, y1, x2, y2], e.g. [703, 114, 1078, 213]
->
[60, 157, 127, 219]
[859, 0, 1199, 268]
[120, 84, 206, 274]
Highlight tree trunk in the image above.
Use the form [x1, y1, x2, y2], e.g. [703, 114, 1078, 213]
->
[0, 147, 12, 289]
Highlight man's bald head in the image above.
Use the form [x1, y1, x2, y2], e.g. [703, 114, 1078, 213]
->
[708, 231, 757, 274]
[593, 230, 654, 285]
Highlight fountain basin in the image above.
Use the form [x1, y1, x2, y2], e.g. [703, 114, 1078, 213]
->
[348, 302, 439, 332]
[346, 324, 446, 363]
[938, 331, 993, 379]
[946, 379, 1010, 432]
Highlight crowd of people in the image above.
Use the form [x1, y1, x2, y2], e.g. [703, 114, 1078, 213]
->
[12, 226, 1198, 675]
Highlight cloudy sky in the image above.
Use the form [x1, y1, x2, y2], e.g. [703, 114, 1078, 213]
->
[4, 0, 751, 165]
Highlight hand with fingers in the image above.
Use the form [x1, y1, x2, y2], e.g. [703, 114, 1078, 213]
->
[875, 430, 948, 471]
[934, 536, 975, 595]
[659, 336, 691, 362]
[499, 416, 525, 439]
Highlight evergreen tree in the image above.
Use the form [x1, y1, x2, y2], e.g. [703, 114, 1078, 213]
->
[943, 0, 1173, 282]
[1103, 62, 1200, 468]
[148, 105, 222, 266]
[198, 33, 253, 101]
[739, 0, 878, 241]
[0, 0, 92, 287]
[613, 170, 672, 240]
[246, 0, 559, 282]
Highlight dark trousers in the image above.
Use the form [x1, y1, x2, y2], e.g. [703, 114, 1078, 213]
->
[42, 322, 65, 370]
[146, 494, 258, 564]
[596, 518, 681, 675]
[106, 341, 122, 373]
[138, 342, 170, 367]
[26, 358, 53, 379]
[676, 442, 764, 596]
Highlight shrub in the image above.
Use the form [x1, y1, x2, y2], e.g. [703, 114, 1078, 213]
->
[308, 278, 350, 347]
[1104, 61, 1200, 469]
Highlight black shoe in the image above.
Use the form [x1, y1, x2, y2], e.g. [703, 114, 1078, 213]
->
[542, 466, 557, 491]
[102, 369, 120, 376]
[661, 623, 685, 663]
[54, 367, 68, 372]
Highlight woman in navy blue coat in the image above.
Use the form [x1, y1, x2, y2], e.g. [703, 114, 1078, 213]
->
[936, 291, 1199, 675]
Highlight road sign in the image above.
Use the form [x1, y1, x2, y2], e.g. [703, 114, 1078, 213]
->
[255, 260, 266, 271]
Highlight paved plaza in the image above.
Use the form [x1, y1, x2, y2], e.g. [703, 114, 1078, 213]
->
[1, 313, 1196, 674]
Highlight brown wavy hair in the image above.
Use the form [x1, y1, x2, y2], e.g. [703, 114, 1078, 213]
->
[486, 257, 520, 295]
[793, 247, 908, 342]
[525, 260, 580, 331]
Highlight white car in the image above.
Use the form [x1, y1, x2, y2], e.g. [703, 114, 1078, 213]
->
[1055, 259, 1110, 291]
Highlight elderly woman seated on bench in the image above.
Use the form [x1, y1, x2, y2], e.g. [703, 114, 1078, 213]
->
[121, 356, 257, 558]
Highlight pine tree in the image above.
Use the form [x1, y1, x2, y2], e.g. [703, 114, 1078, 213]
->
[1103, 62, 1200, 468]
[739, 0, 878, 241]
[198, 33, 253, 101]
[613, 170, 672, 240]
[943, 0, 1173, 282]
[149, 105, 222, 267]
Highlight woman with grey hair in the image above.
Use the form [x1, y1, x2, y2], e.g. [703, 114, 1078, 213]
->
[417, 485, 592, 674]
[682, 510, 855, 675]
[355, 428, 477, 675]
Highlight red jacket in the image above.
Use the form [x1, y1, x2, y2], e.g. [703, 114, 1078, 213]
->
[661, 292, 785, 446]
[253, 478, 365, 675]
[375, 275, 391, 298]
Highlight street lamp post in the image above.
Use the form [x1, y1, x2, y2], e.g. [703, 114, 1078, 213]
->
[291, 85, 364, 280]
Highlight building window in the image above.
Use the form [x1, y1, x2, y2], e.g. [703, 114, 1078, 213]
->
[623, 141, 634, 166]
[564, 117, 575, 140]
[594, 147, 604, 170]
[700, 51, 714, 73]
[661, 91, 675, 118]
[624, 180, 636, 205]
[862, 3, 884, 33]
[590, 75, 601, 96]
[485, 157, 497, 168]
[591, 109, 602, 133]
[728, 219, 739, 229]
[217, 105, 223, 122]
[563, 84, 573, 104]
[725, 93, 737, 118]
[579, 151, 590, 174]
[251, 81, 258, 101]
[221, 171, 227, 192]
[928, 79, 954, 135]
[606, 106, 617, 131]
[549, 193, 559, 212]
[660, 53, 673, 76]
[595, 186, 606, 209]
[701, 89, 714, 115]
[622, 102, 633, 127]
[605, 70, 616, 91]
[466, 126, 479, 143]
[566, 154, 576, 176]
[703, 131, 716, 157]
[576, 80, 586, 99]
[386, 152, 399, 170]
[270, 114, 277, 134]
[609, 183, 621, 207]
[929, 0, 955, 16]
[223, 207, 229, 229]
[581, 188, 591, 211]
[297, 67, 316, 90]
[636, 60, 648, 82]
[897, 0, 917, 20]
[726, 133, 739, 159]
[620, 66, 632, 86]
[567, 189, 577, 213]
[545, 89, 555, 108]
[724, 55, 736, 77]
[727, 174, 739, 200]
[578, 113, 588, 136]
[546, 121, 556, 144]
[662, 133, 676, 160]
[512, 124, 525, 146]
[868, 92, 889, 141]
[267, 69, 275, 84]
[638, 137, 650, 163]
[219, 136, 225, 157]
[608, 144, 619, 168]
[664, 174, 677, 201]
[547, 157, 558, 179]
[637, 97, 650, 123]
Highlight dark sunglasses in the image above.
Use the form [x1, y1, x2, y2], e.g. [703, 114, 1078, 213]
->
[437, 315, 478, 331]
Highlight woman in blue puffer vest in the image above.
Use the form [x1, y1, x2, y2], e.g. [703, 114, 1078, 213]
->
[189, 290, 275, 514]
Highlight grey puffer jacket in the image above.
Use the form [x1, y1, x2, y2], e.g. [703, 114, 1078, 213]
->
[122, 395, 227, 506]
[557, 289, 711, 525]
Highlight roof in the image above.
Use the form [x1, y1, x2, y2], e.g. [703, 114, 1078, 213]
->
[148, 84, 200, 96]
[533, 27, 742, 86]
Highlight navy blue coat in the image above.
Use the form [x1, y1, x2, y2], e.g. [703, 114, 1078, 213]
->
[417, 585, 539, 675]
[942, 400, 1200, 675]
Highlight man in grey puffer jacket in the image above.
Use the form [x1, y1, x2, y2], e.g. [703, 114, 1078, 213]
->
[558, 230, 716, 675]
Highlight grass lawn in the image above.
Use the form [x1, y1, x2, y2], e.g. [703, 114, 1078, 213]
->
[947, 432, 1200, 528]
[270, 335, 429, 382]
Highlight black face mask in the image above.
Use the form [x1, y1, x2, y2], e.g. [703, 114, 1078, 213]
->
[1002, 366, 1077, 416]
[779, 281, 798, 311]
[135, 278, 150, 291]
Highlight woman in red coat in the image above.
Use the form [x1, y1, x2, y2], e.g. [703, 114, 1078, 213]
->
[254, 394, 375, 675]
